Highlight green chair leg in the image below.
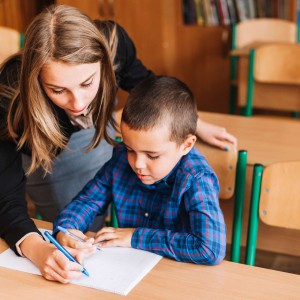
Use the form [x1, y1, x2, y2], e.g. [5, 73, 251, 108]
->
[108, 136, 121, 228]
[230, 150, 248, 263]
[245, 164, 264, 266]
[243, 48, 255, 117]
[110, 203, 118, 228]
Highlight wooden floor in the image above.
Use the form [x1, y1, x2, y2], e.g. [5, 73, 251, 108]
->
[226, 245, 300, 275]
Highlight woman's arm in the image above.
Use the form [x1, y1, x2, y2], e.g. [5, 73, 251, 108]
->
[113, 22, 154, 91]
[0, 140, 93, 283]
[0, 140, 41, 253]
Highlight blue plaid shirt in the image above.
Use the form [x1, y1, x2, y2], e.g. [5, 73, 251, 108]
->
[53, 143, 226, 265]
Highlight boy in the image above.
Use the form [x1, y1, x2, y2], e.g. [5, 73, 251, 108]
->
[54, 76, 226, 265]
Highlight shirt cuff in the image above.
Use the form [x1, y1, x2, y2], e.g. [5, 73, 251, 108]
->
[15, 232, 43, 257]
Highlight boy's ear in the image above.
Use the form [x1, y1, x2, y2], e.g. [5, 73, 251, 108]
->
[182, 134, 197, 154]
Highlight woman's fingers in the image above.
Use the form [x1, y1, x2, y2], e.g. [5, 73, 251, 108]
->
[41, 249, 84, 284]
[67, 246, 96, 264]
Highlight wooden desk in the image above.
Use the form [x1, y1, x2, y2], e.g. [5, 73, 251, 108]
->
[199, 112, 300, 256]
[199, 112, 300, 166]
[1, 220, 300, 300]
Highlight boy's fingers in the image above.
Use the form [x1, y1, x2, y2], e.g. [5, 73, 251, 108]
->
[94, 232, 117, 243]
[98, 239, 118, 248]
[94, 227, 116, 239]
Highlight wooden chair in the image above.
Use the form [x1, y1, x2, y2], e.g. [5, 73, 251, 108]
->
[242, 43, 300, 116]
[0, 26, 23, 64]
[245, 161, 300, 266]
[114, 109, 248, 262]
[230, 18, 297, 114]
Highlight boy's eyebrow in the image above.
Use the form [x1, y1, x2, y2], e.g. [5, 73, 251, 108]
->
[123, 143, 160, 154]
[43, 72, 96, 88]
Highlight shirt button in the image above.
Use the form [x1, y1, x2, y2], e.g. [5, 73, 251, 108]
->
[144, 212, 149, 218]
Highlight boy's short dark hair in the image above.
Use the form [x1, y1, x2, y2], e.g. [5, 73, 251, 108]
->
[122, 76, 198, 144]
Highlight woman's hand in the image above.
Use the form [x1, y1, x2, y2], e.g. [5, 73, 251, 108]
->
[196, 118, 237, 150]
[94, 227, 135, 248]
[20, 233, 94, 283]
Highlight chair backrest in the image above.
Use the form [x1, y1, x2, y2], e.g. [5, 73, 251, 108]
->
[245, 161, 300, 265]
[195, 141, 237, 199]
[259, 161, 300, 230]
[232, 19, 298, 115]
[0, 26, 21, 64]
[236, 18, 297, 49]
[254, 44, 300, 84]
[242, 44, 300, 115]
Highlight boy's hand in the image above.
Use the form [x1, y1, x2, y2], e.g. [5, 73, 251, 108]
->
[94, 227, 135, 248]
[56, 229, 97, 256]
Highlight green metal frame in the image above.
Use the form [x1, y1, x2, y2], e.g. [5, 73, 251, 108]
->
[245, 164, 264, 266]
[229, 24, 238, 115]
[108, 136, 122, 228]
[110, 203, 119, 228]
[242, 48, 255, 117]
[230, 150, 248, 263]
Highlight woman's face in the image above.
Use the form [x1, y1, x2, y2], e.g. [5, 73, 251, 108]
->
[40, 60, 101, 116]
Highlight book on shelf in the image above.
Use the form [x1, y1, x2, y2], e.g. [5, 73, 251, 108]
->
[182, 0, 296, 26]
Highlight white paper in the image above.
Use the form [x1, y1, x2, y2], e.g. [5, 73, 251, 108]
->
[0, 229, 162, 295]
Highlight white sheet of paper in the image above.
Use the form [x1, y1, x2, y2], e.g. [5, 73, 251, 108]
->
[0, 229, 162, 295]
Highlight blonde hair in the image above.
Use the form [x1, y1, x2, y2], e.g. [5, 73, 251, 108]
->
[0, 5, 118, 174]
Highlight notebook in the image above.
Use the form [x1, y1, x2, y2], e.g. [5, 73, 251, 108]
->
[0, 229, 162, 296]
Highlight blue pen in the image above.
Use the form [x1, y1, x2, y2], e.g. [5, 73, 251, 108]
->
[57, 226, 101, 251]
[44, 231, 89, 277]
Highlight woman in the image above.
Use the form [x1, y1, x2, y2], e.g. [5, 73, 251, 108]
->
[0, 5, 236, 283]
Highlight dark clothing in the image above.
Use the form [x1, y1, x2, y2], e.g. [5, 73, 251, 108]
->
[0, 22, 153, 254]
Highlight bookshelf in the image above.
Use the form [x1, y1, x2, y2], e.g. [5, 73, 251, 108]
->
[183, 0, 298, 26]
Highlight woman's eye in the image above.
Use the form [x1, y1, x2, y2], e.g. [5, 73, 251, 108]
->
[52, 89, 64, 95]
[126, 148, 134, 153]
[81, 80, 93, 88]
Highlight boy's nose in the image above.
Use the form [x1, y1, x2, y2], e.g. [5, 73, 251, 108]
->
[134, 155, 146, 170]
